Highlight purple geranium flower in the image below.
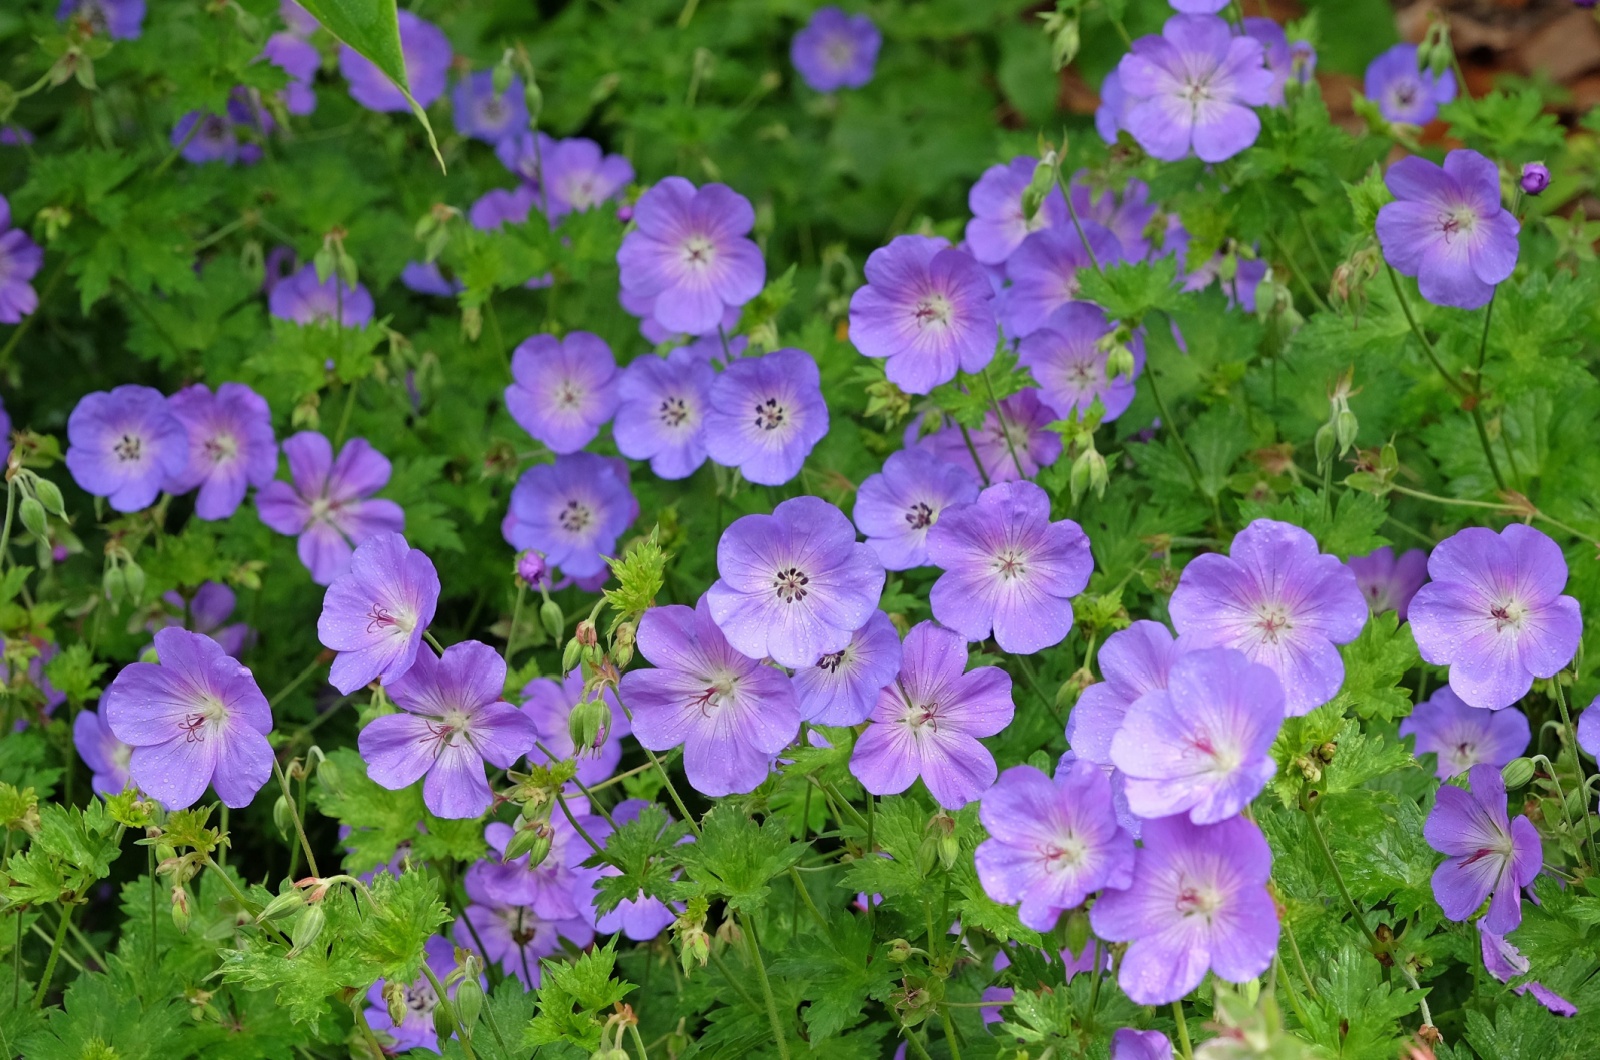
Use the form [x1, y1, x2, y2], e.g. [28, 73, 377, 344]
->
[1580, 697, 1600, 759]
[791, 610, 903, 726]
[101, 628, 274, 810]
[571, 799, 684, 941]
[849, 236, 998, 395]
[467, 812, 601, 921]
[926, 480, 1093, 655]
[1067, 621, 1191, 767]
[1069, 174, 1159, 263]
[1425, 763, 1541, 934]
[791, 7, 881, 92]
[613, 348, 715, 480]
[359, 640, 537, 819]
[494, 129, 551, 186]
[1097, 70, 1129, 144]
[703, 348, 829, 486]
[520, 670, 630, 788]
[1112, 1029, 1174, 1060]
[65, 385, 189, 513]
[542, 137, 635, 220]
[975, 760, 1135, 931]
[1168, 518, 1367, 717]
[57, 0, 145, 38]
[1365, 43, 1456, 125]
[365, 937, 469, 1053]
[1170, 0, 1228, 10]
[73, 708, 133, 796]
[172, 91, 274, 166]
[1116, 15, 1275, 163]
[964, 157, 1067, 266]
[617, 177, 765, 336]
[622, 288, 743, 346]
[1401, 686, 1530, 780]
[400, 261, 463, 296]
[1347, 545, 1428, 622]
[452, 70, 527, 145]
[1000, 224, 1122, 339]
[1242, 18, 1297, 106]
[1090, 814, 1279, 1005]
[505, 331, 619, 455]
[268, 263, 375, 327]
[705, 496, 885, 669]
[340, 10, 451, 112]
[1478, 923, 1577, 1018]
[456, 873, 592, 987]
[0, 195, 43, 324]
[853, 447, 981, 571]
[619, 596, 802, 797]
[148, 582, 255, 659]
[317, 532, 440, 695]
[502, 453, 637, 580]
[256, 432, 406, 585]
[1377, 149, 1520, 311]
[264, 32, 319, 115]
[164, 383, 277, 521]
[1111, 648, 1284, 824]
[470, 184, 540, 231]
[908, 389, 1063, 484]
[1408, 524, 1581, 710]
[849, 621, 1014, 809]
[1018, 302, 1144, 422]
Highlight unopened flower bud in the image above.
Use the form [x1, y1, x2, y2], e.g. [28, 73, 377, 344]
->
[257, 889, 307, 924]
[289, 905, 326, 956]
[887, 938, 915, 963]
[454, 975, 483, 1038]
[1105, 343, 1136, 381]
[18, 496, 47, 539]
[432, 995, 457, 1044]
[562, 636, 584, 674]
[929, 811, 960, 871]
[384, 979, 408, 1026]
[1314, 421, 1335, 468]
[505, 818, 555, 866]
[272, 794, 293, 839]
[576, 619, 598, 647]
[540, 599, 565, 640]
[612, 621, 636, 669]
[1520, 162, 1550, 197]
[568, 698, 611, 755]
[516, 550, 548, 587]
[1502, 757, 1535, 790]
[1064, 909, 1091, 959]
[171, 885, 191, 934]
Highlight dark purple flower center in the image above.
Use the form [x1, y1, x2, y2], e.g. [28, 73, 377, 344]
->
[1392, 81, 1418, 109]
[658, 395, 691, 428]
[559, 500, 594, 533]
[904, 501, 935, 530]
[113, 433, 143, 463]
[481, 98, 506, 124]
[1489, 600, 1527, 632]
[817, 648, 848, 673]
[1179, 73, 1218, 107]
[992, 548, 1028, 581]
[753, 397, 787, 432]
[773, 566, 811, 603]
[404, 980, 439, 1017]
[1065, 360, 1097, 390]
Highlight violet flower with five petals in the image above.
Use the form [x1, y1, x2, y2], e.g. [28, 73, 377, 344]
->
[791, 7, 881, 92]
[1424, 763, 1541, 933]
[165, 382, 277, 521]
[317, 532, 440, 695]
[852, 447, 981, 571]
[504, 331, 619, 455]
[703, 348, 829, 486]
[1401, 686, 1530, 780]
[256, 432, 406, 586]
[964, 157, 1067, 266]
[617, 177, 765, 336]
[1376, 149, 1519, 311]
[502, 453, 637, 580]
[65, 385, 189, 514]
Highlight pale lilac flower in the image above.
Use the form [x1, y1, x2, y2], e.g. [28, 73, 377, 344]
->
[1409, 525, 1581, 710]
[1096, 70, 1129, 144]
[172, 91, 272, 166]
[619, 596, 802, 797]
[542, 137, 635, 220]
[1168, 519, 1367, 717]
[340, 10, 451, 112]
[365, 937, 470, 1053]
[571, 799, 684, 941]
[1425, 763, 1541, 934]
[520, 670, 630, 787]
[1365, 43, 1456, 125]
[1018, 302, 1144, 422]
[502, 453, 637, 580]
[1581, 697, 1600, 759]
[470, 184, 539, 230]
[703, 348, 829, 486]
[908, 389, 1063, 484]
[505, 331, 619, 454]
[1478, 924, 1577, 1017]
[1069, 174, 1159, 262]
[65, 385, 189, 513]
[1000, 223, 1121, 339]
[705, 496, 885, 669]
[964, 157, 1067, 266]
[268, 263, 375, 327]
[850, 621, 1014, 809]
[852, 447, 981, 571]
[73, 708, 133, 796]
[57, 0, 145, 38]
[791, 610, 903, 726]
[1067, 621, 1191, 767]
[849, 236, 998, 394]
[1377, 149, 1520, 311]
[317, 532, 440, 695]
[791, 7, 881, 92]
[1243, 18, 1295, 106]
[621, 288, 742, 346]
[264, 32, 319, 115]
[456, 872, 592, 987]
[101, 628, 274, 810]
[617, 177, 765, 336]
[1170, 0, 1227, 10]
[613, 348, 715, 480]
[0, 195, 43, 324]
[1347, 545, 1428, 622]
[1090, 814, 1278, 1005]
[975, 760, 1135, 930]
[256, 432, 406, 585]
[452, 70, 527, 145]
[1116, 15, 1275, 163]
[926, 480, 1093, 655]
[1112, 1029, 1174, 1060]
[467, 812, 601, 922]
[494, 130, 554, 186]
[148, 582, 256, 659]
[164, 383, 277, 520]
[1401, 687, 1530, 780]
[400, 261, 462, 296]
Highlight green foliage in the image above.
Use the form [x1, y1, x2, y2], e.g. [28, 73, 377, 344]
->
[525, 942, 635, 1052]
[675, 805, 807, 915]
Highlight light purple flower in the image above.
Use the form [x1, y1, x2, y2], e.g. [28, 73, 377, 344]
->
[1018, 302, 1144, 422]
[1096, 70, 1129, 144]
[0, 195, 43, 324]
[359, 640, 536, 819]
[256, 432, 406, 585]
[1520, 162, 1551, 197]
[620, 596, 802, 797]
[1581, 697, 1600, 760]
[703, 348, 829, 486]
[1242, 18, 1296, 106]
[400, 261, 462, 296]
[1090, 814, 1279, 1005]
[613, 348, 715, 480]
[1116, 15, 1275, 163]
[521, 670, 630, 787]
[456, 873, 592, 987]
[470, 184, 539, 231]
[622, 288, 743, 345]
[1111, 648, 1284, 824]
[452, 70, 527, 145]
[1477, 924, 1577, 1017]
[57, 0, 145, 38]
[1181, 252, 1269, 312]
[502, 453, 637, 580]
[149, 582, 256, 659]
[849, 236, 998, 394]
[365, 937, 468, 1053]
[1401, 686, 1530, 780]
[1069, 174, 1159, 262]
[791, 610, 903, 726]
[964, 157, 1067, 266]
[853, 448, 980, 571]
[73, 708, 133, 796]
[617, 177, 765, 336]
[505, 331, 619, 454]
[494, 129, 552, 186]
[1364, 43, 1456, 125]
[1425, 763, 1541, 934]
[791, 7, 881, 92]
[340, 10, 451, 113]
[1112, 1029, 1174, 1060]
[1377, 149, 1520, 311]
[705, 496, 885, 669]
[1000, 224, 1121, 339]
[850, 621, 1014, 809]
[975, 760, 1135, 930]
[467, 812, 601, 922]
[65, 385, 189, 513]
[268, 263, 375, 327]
[926, 480, 1093, 655]
[1409, 524, 1581, 710]
[317, 532, 440, 695]
[1068, 621, 1191, 768]
[1168, 519, 1367, 717]
[101, 628, 274, 810]
[172, 91, 273, 166]
[163, 383, 277, 520]
[542, 137, 635, 220]
[1347, 545, 1428, 622]
[1169, 0, 1227, 10]
[264, 32, 319, 115]
[908, 389, 1063, 485]
[571, 799, 684, 941]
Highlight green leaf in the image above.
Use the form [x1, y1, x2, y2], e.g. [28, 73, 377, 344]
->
[1324, 610, 1420, 723]
[1298, 943, 1425, 1060]
[525, 941, 635, 1052]
[1075, 258, 1184, 323]
[585, 803, 688, 916]
[674, 805, 807, 914]
[769, 917, 896, 1041]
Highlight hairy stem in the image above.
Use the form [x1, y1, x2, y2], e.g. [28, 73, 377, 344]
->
[739, 912, 792, 1060]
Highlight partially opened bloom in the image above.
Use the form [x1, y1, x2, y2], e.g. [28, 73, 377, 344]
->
[365, 937, 470, 1053]
[456, 871, 593, 987]
[1377, 150, 1519, 310]
[1365, 43, 1455, 125]
[1090, 814, 1278, 1005]
[359, 640, 537, 818]
[1401, 687, 1530, 780]
[268, 263, 375, 327]
[703, 348, 829, 486]
[502, 453, 637, 580]
[619, 596, 802, 796]
[850, 621, 1014, 809]
[1067, 621, 1191, 766]
[1116, 15, 1275, 163]
[317, 533, 440, 695]
[149, 582, 256, 658]
[617, 177, 765, 336]
[791, 610, 902, 726]
[849, 236, 998, 394]
[853, 448, 981, 571]
[1478, 923, 1577, 1017]
[66, 385, 189, 513]
[1018, 302, 1144, 422]
[975, 760, 1135, 930]
[101, 628, 274, 809]
[1000, 224, 1121, 338]
[1347, 545, 1428, 622]
[791, 7, 881, 92]
[521, 670, 630, 787]
[1408, 524, 1581, 709]
[543, 137, 635, 220]
[57, 0, 145, 38]
[164, 382, 277, 520]
[964, 157, 1066, 266]
[571, 799, 684, 941]
[1425, 763, 1541, 933]
[0, 195, 43, 324]
[613, 348, 715, 480]
[705, 496, 885, 669]
[256, 432, 406, 585]
[452, 70, 527, 145]
[73, 708, 133, 796]
[504, 331, 619, 454]
[926, 481, 1093, 655]
[1168, 519, 1367, 716]
[1111, 648, 1284, 824]
[340, 10, 450, 112]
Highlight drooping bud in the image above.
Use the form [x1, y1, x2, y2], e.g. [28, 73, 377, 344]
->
[516, 550, 549, 587]
[289, 905, 326, 957]
[432, 995, 457, 1044]
[540, 599, 565, 640]
[171, 885, 191, 934]
[383, 979, 408, 1027]
[611, 621, 636, 670]
[504, 818, 555, 867]
[1520, 162, 1550, 197]
[257, 888, 307, 924]
[568, 698, 611, 756]
[454, 975, 484, 1039]
[1019, 152, 1058, 222]
[1502, 757, 1536, 790]
[562, 636, 584, 674]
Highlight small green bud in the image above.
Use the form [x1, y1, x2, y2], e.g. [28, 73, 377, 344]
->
[612, 621, 636, 669]
[1335, 408, 1359, 455]
[122, 561, 146, 604]
[540, 599, 565, 640]
[32, 478, 65, 518]
[454, 976, 483, 1039]
[1314, 422, 1335, 469]
[568, 698, 611, 756]
[1019, 155, 1057, 222]
[562, 636, 584, 674]
[171, 885, 191, 934]
[887, 938, 914, 963]
[102, 564, 126, 604]
[1105, 343, 1136, 381]
[1502, 757, 1535, 791]
[272, 795, 293, 839]
[432, 995, 457, 1044]
[384, 980, 408, 1027]
[18, 496, 47, 539]
[504, 819, 554, 867]
[256, 888, 306, 924]
[1064, 909, 1091, 961]
[524, 74, 544, 128]
[289, 905, 326, 956]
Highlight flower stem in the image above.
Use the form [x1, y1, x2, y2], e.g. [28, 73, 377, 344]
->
[786, 867, 831, 935]
[1553, 679, 1598, 862]
[421, 964, 477, 1060]
[424, 630, 447, 655]
[1171, 1000, 1193, 1060]
[940, 1008, 964, 1060]
[1143, 363, 1221, 531]
[1384, 265, 1466, 396]
[739, 912, 792, 1060]
[268, 656, 327, 709]
[273, 757, 321, 879]
[0, 480, 16, 571]
[30, 902, 71, 1008]
[1301, 794, 1379, 948]
[979, 365, 1027, 480]
[555, 791, 604, 855]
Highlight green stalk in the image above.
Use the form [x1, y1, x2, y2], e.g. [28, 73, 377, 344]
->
[31, 903, 72, 1008]
[739, 913, 792, 1060]
[1171, 1001, 1193, 1060]
[1553, 680, 1598, 862]
[274, 757, 320, 879]
[1302, 796, 1379, 948]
